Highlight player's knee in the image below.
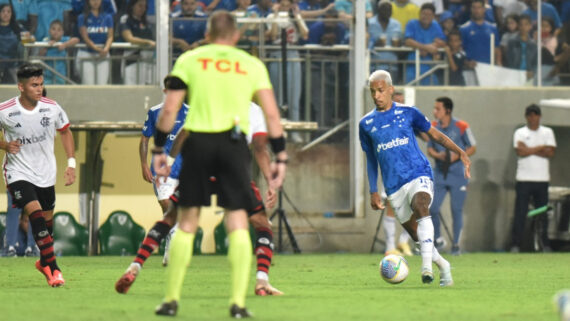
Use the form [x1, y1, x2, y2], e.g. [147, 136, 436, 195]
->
[158, 199, 170, 213]
[249, 212, 271, 230]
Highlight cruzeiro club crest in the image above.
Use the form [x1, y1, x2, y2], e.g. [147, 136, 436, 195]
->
[40, 116, 50, 127]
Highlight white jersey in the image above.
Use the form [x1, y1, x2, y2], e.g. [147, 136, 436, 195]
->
[247, 102, 267, 144]
[0, 96, 70, 187]
[513, 125, 556, 182]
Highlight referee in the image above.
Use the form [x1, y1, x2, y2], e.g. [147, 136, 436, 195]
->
[152, 11, 287, 318]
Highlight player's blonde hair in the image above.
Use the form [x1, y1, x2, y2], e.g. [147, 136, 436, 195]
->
[368, 70, 393, 86]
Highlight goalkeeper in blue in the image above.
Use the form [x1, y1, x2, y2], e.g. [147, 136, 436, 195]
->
[359, 70, 471, 287]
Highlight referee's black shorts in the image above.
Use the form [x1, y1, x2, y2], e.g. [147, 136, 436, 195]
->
[177, 130, 257, 211]
[170, 181, 265, 216]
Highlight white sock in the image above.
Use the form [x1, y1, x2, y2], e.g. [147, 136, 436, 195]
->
[256, 271, 268, 281]
[432, 246, 449, 270]
[383, 216, 396, 251]
[416, 216, 434, 271]
[398, 231, 410, 244]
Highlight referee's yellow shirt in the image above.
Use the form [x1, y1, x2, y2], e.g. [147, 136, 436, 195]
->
[170, 44, 273, 135]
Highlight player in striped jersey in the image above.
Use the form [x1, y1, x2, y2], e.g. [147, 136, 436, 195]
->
[0, 63, 76, 287]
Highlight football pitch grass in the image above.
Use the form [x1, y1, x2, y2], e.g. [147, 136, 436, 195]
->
[1, 253, 569, 321]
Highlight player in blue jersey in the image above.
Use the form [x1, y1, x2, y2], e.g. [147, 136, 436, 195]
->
[140, 100, 189, 214]
[114, 82, 188, 292]
[427, 97, 476, 256]
[359, 70, 470, 286]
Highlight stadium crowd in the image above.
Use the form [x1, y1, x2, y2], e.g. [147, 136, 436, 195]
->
[1, 0, 570, 87]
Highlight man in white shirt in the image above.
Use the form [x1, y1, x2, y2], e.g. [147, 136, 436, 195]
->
[0, 63, 76, 287]
[510, 104, 556, 253]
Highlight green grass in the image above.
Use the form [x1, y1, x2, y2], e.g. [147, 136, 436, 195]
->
[1, 253, 569, 321]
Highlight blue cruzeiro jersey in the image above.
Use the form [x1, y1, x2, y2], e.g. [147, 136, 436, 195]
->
[142, 103, 189, 178]
[359, 102, 433, 195]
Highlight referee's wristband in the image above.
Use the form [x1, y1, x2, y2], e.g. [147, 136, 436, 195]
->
[154, 129, 169, 148]
[269, 136, 286, 154]
[67, 157, 76, 169]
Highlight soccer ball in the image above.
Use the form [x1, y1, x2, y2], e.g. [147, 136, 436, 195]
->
[379, 254, 409, 284]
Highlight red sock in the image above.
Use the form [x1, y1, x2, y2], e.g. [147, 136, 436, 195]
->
[45, 217, 53, 236]
[254, 227, 274, 275]
[30, 210, 57, 270]
[134, 220, 172, 266]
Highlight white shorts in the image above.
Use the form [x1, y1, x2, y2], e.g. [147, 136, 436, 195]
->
[153, 176, 179, 201]
[387, 176, 434, 224]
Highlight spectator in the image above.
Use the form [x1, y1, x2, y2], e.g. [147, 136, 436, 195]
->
[404, 2, 446, 85]
[439, 10, 455, 38]
[500, 13, 519, 50]
[0, 3, 21, 84]
[443, 30, 466, 86]
[246, 0, 273, 17]
[536, 17, 559, 86]
[493, 0, 526, 31]
[335, 0, 373, 20]
[39, 19, 79, 84]
[170, 0, 208, 55]
[428, 96, 476, 256]
[504, 14, 536, 82]
[308, 8, 347, 45]
[266, 0, 309, 142]
[77, 0, 114, 85]
[298, 0, 335, 28]
[233, 0, 257, 46]
[35, 0, 72, 42]
[391, 0, 419, 33]
[199, 0, 236, 14]
[368, 0, 402, 82]
[307, 8, 348, 127]
[410, 0, 444, 15]
[522, 0, 561, 30]
[0, 0, 38, 35]
[460, 0, 501, 82]
[510, 104, 556, 253]
[69, 0, 117, 37]
[447, 0, 467, 25]
[554, 22, 570, 85]
[118, 0, 155, 85]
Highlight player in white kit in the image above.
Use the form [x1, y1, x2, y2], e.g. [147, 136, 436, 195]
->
[0, 63, 76, 287]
